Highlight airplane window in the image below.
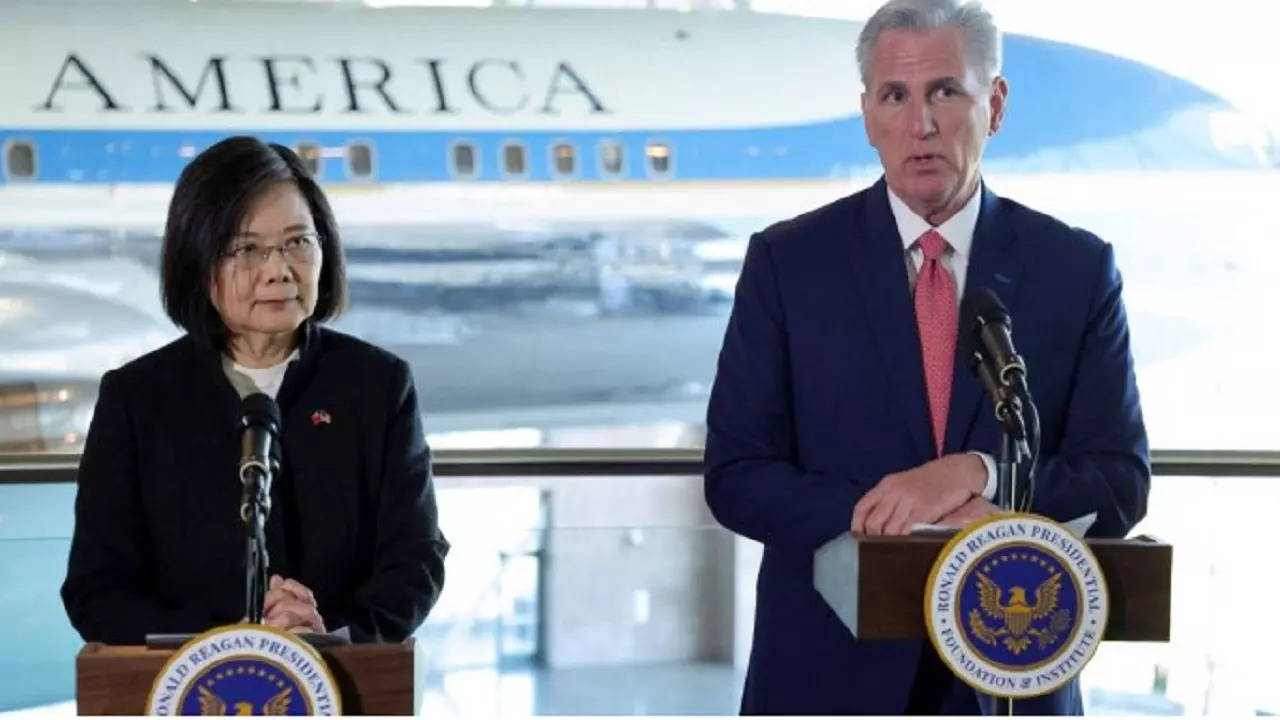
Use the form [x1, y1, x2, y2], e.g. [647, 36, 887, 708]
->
[4, 140, 36, 180]
[599, 141, 624, 176]
[552, 143, 576, 177]
[347, 142, 374, 180]
[645, 142, 672, 176]
[294, 142, 322, 178]
[452, 142, 477, 178]
[502, 143, 527, 177]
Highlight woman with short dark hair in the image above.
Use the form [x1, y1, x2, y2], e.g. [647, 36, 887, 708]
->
[62, 136, 448, 644]
[159, 135, 348, 348]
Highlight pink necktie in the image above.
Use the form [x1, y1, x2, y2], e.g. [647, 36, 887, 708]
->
[915, 230, 957, 456]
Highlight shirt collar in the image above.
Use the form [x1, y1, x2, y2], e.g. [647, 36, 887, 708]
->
[228, 348, 300, 375]
[887, 181, 983, 259]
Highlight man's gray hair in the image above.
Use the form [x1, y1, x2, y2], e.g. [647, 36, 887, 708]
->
[856, 0, 1002, 89]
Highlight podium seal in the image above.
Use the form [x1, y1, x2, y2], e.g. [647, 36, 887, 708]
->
[924, 513, 1108, 698]
[146, 623, 341, 715]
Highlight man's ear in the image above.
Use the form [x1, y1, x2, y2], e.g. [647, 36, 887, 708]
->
[987, 76, 1009, 136]
[861, 90, 875, 147]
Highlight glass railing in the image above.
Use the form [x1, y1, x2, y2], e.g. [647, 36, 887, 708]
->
[1080, 474, 1280, 715]
[2, 456, 1278, 715]
[419, 523, 742, 717]
[0, 537, 81, 713]
[0, 481, 83, 714]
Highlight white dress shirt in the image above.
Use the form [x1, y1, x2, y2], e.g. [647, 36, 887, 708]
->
[886, 184, 998, 501]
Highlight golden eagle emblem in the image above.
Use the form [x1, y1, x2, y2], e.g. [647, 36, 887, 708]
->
[968, 570, 1072, 655]
[198, 684, 295, 715]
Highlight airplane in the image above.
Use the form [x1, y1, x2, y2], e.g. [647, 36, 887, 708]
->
[1, 1, 1270, 205]
[1, 2, 1277, 714]
[3, 0, 1277, 456]
[1, 0, 1276, 452]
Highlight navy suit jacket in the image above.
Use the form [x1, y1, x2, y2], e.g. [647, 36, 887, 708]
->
[704, 179, 1149, 714]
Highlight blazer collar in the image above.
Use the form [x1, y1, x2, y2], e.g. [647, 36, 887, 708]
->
[192, 319, 324, 417]
[276, 319, 322, 414]
[848, 177, 934, 459]
[942, 182, 1021, 454]
[848, 178, 1021, 459]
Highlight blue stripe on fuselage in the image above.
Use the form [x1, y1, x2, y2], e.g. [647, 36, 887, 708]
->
[0, 119, 873, 185]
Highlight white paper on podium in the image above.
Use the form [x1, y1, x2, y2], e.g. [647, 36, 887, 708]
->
[909, 511, 1097, 537]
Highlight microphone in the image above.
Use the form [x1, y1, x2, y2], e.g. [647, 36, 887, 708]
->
[239, 393, 281, 521]
[238, 393, 280, 624]
[963, 287, 1029, 397]
[961, 287, 1040, 511]
[960, 288, 1031, 454]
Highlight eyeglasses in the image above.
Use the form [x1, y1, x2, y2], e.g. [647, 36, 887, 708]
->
[223, 233, 320, 272]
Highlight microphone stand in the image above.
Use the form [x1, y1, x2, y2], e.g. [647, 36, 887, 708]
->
[995, 402, 1025, 719]
[971, 352, 1031, 513]
[972, 352, 1034, 717]
[241, 465, 272, 624]
[995, 392, 1030, 514]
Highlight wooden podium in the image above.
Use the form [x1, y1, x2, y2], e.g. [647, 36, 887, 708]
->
[75, 639, 419, 715]
[815, 533, 1172, 641]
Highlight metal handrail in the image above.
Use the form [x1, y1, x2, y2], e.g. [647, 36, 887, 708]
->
[1, 448, 1278, 484]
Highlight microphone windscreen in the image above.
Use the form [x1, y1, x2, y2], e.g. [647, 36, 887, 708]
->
[968, 286, 1011, 326]
[240, 393, 281, 432]
[959, 287, 1012, 369]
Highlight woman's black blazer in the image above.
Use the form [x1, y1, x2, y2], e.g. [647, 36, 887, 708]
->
[61, 321, 449, 644]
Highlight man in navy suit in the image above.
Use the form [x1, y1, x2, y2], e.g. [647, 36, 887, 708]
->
[704, 0, 1149, 714]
